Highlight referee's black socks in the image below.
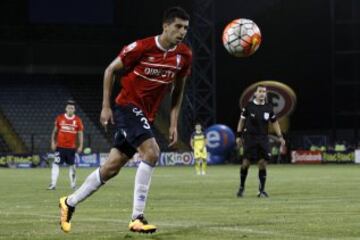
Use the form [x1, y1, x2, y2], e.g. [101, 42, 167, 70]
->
[240, 167, 248, 188]
[258, 169, 267, 192]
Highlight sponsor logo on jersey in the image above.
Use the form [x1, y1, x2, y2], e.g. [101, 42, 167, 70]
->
[61, 125, 75, 131]
[144, 67, 175, 78]
[239, 81, 297, 118]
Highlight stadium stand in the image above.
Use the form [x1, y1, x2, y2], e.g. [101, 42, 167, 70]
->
[0, 74, 110, 153]
[0, 135, 11, 153]
[0, 74, 171, 153]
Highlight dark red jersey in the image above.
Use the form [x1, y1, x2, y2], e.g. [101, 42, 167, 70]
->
[116, 36, 192, 122]
[55, 114, 83, 149]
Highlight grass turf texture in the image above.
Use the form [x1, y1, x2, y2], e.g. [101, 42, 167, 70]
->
[0, 165, 359, 240]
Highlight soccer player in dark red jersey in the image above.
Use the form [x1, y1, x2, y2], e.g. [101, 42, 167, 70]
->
[59, 6, 191, 234]
[48, 100, 84, 190]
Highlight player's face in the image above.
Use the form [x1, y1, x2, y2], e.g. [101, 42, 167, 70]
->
[65, 105, 75, 116]
[254, 87, 267, 101]
[163, 18, 189, 45]
[195, 124, 202, 132]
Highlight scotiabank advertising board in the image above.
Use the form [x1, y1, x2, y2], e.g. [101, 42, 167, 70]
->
[291, 150, 322, 164]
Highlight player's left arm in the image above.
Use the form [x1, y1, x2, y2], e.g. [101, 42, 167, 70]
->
[236, 107, 247, 147]
[77, 131, 84, 153]
[77, 119, 84, 153]
[271, 120, 285, 146]
[169, 76, 187, 147]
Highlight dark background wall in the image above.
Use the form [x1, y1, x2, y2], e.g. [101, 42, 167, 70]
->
[0, 0, 357, 134]
[215, 0, 332, 131]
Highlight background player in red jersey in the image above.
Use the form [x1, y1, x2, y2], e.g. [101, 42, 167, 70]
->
[48, 100, 84, 190]
[59, 7, 192, 234]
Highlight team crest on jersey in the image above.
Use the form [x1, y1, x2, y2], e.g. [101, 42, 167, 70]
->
[264, 112, 270, 120]
[147, 56, 155, 62]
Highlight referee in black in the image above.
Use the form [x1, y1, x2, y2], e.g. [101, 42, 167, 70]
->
[236, 85, 285, 198]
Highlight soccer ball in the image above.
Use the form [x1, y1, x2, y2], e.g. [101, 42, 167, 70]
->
[222, 18, 262, 57]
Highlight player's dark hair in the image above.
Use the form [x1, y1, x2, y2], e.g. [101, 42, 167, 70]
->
[163, 6, 190, 24]
[66, 100, 76, 106]
[256, 84, 267, 90]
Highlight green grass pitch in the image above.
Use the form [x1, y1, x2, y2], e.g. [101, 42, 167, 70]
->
[0, 165, 359, 240]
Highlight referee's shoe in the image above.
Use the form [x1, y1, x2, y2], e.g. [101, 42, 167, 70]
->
[257, 191, 269, 198]
[236, 187, 244, 198]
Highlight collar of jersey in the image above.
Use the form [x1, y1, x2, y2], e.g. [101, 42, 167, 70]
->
[155, 36, 177, 52]
[253, 99, 265, 105]
[64, 113, 75, 120]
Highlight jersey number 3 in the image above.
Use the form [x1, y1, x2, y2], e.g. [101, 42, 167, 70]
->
[141, 117, 150, 129]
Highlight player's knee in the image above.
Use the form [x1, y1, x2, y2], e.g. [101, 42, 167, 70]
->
[242, 164, 250, 169]
[241, 164, 250, 169]
[143, 148, 160, 165]
[258, 159, 267, 169]
[242, 159, 250, 168]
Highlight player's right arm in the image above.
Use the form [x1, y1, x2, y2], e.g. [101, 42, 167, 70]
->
[236, 107, 247, 146]
[100, 57, 124, 128]
[269, 107, 285, 146]
[101, 41, 143, 129]
[51, 120, 58, 151]
[271, 120, 286, 147]
[190, 133, 194, 150]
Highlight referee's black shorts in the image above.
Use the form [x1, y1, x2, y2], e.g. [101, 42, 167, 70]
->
[243, 134, 271, 161]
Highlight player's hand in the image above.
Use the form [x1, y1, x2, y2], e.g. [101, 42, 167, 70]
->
[77, 146, 83, 154]
[168, 126, 178, 147]
[51, 142, 56, 151]
[279, 136, 286, 147]
[100, 107, 114, 131]
[236, 137, 243, 147]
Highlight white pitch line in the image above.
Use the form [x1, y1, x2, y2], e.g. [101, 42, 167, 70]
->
[1, 211, 354, 240]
